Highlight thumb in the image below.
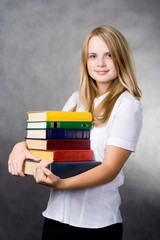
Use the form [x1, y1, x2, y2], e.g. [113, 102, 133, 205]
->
[26, 151, 40, 161]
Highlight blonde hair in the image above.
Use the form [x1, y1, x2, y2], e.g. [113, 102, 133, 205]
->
[74, 25, 142, 126]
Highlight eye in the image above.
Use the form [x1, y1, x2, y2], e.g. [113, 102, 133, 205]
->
[89, 54, 96, 59]
[105, 52, 112, 58]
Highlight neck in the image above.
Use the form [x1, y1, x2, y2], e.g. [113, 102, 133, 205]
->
[96, 83, 110, 96]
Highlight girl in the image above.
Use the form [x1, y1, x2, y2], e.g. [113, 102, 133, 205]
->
[8, 25, 142, 240]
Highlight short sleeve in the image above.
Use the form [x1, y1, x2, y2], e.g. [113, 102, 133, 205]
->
[62, 91, 79, 111]
[107, 95, 143, 152]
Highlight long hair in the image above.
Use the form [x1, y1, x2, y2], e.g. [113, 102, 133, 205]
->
[74, 25, 142, 126]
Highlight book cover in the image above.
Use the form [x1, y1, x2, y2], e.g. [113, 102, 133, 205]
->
[26, 129, 90, 139]
[29, 149, 93, 162]
[26, 139, 90, 150]
[26, 121, 92, 129]
[23, 159, 101, 178]
[51, 161, 101, 178]
[27, 111, 92, 122]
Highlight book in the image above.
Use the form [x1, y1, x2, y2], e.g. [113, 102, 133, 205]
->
[27, 111, 92, 122]
[23, 159, 43, 175]
[26, 129, 90, 139]
[26, 121, 92, 129]
[26, 139, 90, 150]
[23, 159, 101, 178]
[29, 149, 93, 162]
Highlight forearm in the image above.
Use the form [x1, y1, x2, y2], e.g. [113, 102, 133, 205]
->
[54, 163, 117, 190]
[54, 146, 131, 190]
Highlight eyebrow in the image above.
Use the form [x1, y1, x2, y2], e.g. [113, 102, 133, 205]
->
[88, 52, 111, 55]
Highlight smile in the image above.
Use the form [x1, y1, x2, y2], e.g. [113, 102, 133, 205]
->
[95, 70, 109, 75]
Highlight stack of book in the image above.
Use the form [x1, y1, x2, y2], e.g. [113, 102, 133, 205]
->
[23, 111, 101, 178]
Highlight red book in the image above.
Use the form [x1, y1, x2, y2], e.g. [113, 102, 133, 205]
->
[29, 149, 93, 162]
[26, 139, 90, 150]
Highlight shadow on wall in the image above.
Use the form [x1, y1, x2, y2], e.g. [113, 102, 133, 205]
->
[120, 182, 160, 240]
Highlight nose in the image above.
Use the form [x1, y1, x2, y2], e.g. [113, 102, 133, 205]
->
[97, 57, 106, 67]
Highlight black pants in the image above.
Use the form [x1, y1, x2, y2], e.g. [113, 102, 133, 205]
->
[42, 218, 123, 240]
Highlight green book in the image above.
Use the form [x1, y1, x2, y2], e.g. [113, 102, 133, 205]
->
[26, 121, 92, 129]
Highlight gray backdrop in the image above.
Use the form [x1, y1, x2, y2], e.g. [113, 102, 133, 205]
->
[0, 0, 160, 239]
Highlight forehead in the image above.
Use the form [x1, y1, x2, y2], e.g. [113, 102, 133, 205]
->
[88, 36, 109, 52]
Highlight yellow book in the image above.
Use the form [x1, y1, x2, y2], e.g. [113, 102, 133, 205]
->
[27, 111, 92, 122]
[29, 150, 54, 160]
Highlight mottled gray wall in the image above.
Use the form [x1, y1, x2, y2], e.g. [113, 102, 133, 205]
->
[0, 0, 160, 239]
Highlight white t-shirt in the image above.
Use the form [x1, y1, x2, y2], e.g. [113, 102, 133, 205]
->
[43, 90, 142, 228]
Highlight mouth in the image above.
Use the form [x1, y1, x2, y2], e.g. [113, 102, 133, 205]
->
[95, 70, 109, 75]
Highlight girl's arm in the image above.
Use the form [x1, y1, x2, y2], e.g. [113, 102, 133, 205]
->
[8, 141, 40, 177]
[33, 145, 131, 189]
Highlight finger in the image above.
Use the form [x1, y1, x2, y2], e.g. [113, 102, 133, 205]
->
[33, 163, 39, 178]
[33, 159, 53, 175]
[17, 162, 26, 177]
[8, 161, 15, 175]
[8, 157, 17, 175]
[8, 155, 15, 175]
[8, 163, 11, 174]
[33, 160, 54, 185]
[25, 152, 41, 161]
[38, 159, 54, 168]
[41, 168, 55, 186]
[33, 162, 44, 180]
[42, 168, 61, 188]
[8, 143, 29, 177]
[43, 167, 53, 176]
[9, 161, 25, 177]
[33, 166, 46, 184]
[12, 157, 26, 177]
[8, 160, 13, 174]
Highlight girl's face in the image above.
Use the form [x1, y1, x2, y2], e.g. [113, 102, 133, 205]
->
[87, 36, 117, 94]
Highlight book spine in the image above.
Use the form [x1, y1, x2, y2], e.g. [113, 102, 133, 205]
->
[47, 121, 92, 129]
[29, 149, 54, 160]
[26, 139, 90, 150]
[47, 111, 92, 122]
[54, 150, 93, 162]
[47, 139, 90, 150]
[46, 129, 90, 139]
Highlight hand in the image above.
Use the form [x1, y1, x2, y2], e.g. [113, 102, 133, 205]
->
[8, 141, 40, 177]
[33, 159, 63, 189]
